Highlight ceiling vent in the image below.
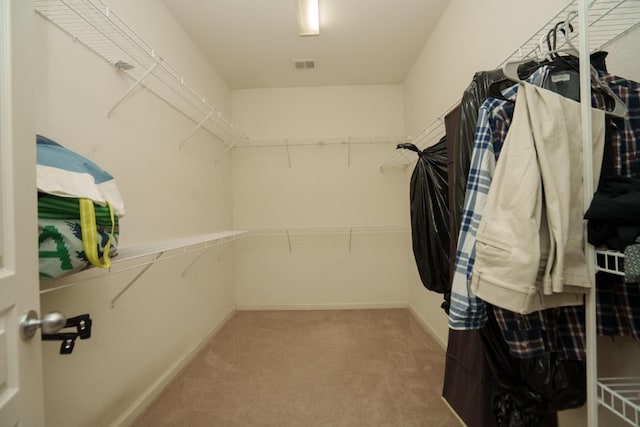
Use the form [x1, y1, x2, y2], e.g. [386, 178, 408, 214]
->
[293, 59, 316, 70]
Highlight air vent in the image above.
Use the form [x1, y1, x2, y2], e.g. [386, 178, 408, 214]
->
[293, 59, 316, 70]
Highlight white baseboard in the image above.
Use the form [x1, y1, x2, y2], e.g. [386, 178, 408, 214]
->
[441, 396, 468, 427]
[111, 306, 237, 427]
[235, 302, 408, 311]
[408, 304, 447, 350]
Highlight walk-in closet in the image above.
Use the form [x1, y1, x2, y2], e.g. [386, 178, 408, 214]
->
[2, 0, 639, 426]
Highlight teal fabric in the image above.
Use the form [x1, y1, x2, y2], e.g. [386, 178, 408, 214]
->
[36, 135, 113, 183]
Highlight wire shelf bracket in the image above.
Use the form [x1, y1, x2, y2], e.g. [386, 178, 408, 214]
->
[108, 61, 158, 118]
[246, 226, 409, 254]
[34, 0, 250, 148]
[40, 231, 248, 304]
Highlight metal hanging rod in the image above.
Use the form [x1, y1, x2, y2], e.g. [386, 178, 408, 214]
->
[34, 0, 250, 146]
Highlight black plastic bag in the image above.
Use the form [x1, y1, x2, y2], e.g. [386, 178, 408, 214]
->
[482, 311, 550, 427]
[518, 353, 586, 412]
[481, 307, 585, 426]
[398, 140, 450, 294]
[491, 355, 585, 426]
[493, 384, 547, 427]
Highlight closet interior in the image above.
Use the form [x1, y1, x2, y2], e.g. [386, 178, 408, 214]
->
[25, 0, 640, 426]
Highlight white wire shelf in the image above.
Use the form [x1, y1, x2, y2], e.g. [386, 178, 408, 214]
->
[379, 102, 457, 171]
[233, 136, 408, 168]
[380, 0, 640, 171]
[247, 226, 409, 235]
[113, 230, 247, 262]
[34, 0, 249, 148]
[595, 249, 626, 275]
[233, 136, 408, 149]
[40, 230, 248, 306]
[598, 377, 640, 426]
[499, 0, 640, 67]
[244, 226, 409, 254]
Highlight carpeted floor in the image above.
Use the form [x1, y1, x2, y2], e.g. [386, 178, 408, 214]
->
[132, 309, 461, 427]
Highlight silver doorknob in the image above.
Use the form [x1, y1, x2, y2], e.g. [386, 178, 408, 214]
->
[19, 310, 66, 340]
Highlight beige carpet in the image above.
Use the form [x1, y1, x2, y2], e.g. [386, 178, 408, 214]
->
[133, 309, 461, 427]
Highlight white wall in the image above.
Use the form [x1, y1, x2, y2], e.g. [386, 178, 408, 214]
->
[34, 0, 236, 425]
[403, 0, 640, 425]
[403, 0, 563, 137]
[231, 85, 411, 309]
[33, 0, 639, 425]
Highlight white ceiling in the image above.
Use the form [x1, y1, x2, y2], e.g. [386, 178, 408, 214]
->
[163, 0, 451, 90]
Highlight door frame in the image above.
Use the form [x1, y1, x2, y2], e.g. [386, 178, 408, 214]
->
[0, 0, 45, 425]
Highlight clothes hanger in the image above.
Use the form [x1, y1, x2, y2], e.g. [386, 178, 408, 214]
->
[486, 35, 549, 101]
[555, 13, 626, 117]
[501, 12, 627, 118]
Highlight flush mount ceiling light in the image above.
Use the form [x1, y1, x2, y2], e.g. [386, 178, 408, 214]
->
[296, 0, 319, 36]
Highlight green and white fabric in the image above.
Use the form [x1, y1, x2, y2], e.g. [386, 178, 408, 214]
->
[38, 194, 119, 280]
[36, 135, 124, 280]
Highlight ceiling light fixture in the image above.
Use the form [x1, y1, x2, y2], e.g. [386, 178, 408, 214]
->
[296, 0, 319, 36]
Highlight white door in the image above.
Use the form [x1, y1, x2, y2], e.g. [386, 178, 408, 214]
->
[0, 0, 45, 426]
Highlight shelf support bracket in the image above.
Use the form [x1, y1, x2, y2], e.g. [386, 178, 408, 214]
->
[286, 229, 292, 254]
[108, 62, 158, 118]
[285, 139, 292, 169]
[216, 245, 233, 262]
[111, 251, 163, 308]
[181, 248, 212, 278]
[214, 143, 236, 164]
[180, 111, 213, 149]
[348, 228, 353, 253]
[347, 137, 352, 167]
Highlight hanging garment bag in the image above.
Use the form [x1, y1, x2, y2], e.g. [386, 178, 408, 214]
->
[398, 140, 450, 294]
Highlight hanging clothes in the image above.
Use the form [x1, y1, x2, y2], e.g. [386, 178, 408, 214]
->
[471, 82, 605, 312]
[449, 68, 640, 360]
[448, 67, 551, 329]
[494, 72, 640, 362]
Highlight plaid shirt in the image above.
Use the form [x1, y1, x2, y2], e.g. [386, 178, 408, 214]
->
[604, 73, 640, 177]
[495, 274, 640, 361]
[449, 69, 640, 360]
